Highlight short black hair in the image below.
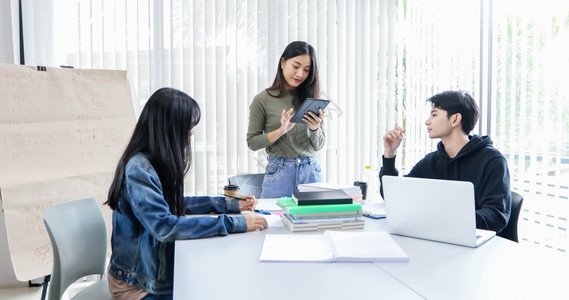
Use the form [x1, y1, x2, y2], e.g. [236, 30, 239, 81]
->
[427, 90, 479, 134]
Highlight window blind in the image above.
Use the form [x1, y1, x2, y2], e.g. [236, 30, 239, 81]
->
[492, 0, 569, 253]
[26, 0, 566, 253]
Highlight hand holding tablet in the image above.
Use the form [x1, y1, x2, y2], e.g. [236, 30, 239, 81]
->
[290, 98, 330, 124]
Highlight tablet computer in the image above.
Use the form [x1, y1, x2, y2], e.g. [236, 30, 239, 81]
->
[290, 98, 330, 123]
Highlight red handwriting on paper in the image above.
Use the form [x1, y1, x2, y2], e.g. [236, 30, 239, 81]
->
[58, 186, 79, 198]
[34, 243, 53, 266]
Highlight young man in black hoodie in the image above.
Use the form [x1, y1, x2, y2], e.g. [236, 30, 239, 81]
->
[379, 90, 511, 233]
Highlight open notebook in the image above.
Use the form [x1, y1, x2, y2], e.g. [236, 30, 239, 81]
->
[382, 176, 496, 247]
[259, 231, 408, 263]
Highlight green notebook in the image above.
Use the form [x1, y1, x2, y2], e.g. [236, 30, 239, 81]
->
[276, 197, 362, 215]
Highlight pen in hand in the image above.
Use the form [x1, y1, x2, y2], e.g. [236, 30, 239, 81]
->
[222, 193, 246, 200]
[222, 194, 270, 215]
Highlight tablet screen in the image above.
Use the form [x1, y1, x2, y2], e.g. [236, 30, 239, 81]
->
[290, 98, 330, 123]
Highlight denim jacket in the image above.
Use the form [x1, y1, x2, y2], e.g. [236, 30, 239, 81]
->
[108, 153, 247, 295]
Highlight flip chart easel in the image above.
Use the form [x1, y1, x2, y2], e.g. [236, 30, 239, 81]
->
[0, 63, 136, 281]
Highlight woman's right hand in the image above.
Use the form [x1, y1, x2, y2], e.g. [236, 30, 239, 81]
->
[383, 125, 406, 158]
[279, 108, 295, 134]
[244, 214, 268, 231]
[268, 108, 295, 144]
[238, 195, 256, 212]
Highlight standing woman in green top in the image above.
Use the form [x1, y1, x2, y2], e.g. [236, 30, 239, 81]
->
[247, 41, 326, 198]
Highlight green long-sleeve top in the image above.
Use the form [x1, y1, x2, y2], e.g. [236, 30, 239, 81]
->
[247, 89, 326, 158]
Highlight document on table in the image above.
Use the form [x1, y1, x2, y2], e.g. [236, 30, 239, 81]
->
[255, 198, 284, 213]
[362, 202, 386, 219]
[264, 214, 284, 227]
[259, 231, 408, 263]
[238, 212, 283, 227]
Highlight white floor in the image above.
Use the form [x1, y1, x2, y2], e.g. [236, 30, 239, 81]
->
[0, 285, 42, 300]
[0, 279, 96, 300]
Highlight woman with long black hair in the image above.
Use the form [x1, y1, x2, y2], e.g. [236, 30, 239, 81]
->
[106, 87, 267, 299]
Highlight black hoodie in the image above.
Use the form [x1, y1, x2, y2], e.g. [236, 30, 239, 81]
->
[379, 135, 511, 233]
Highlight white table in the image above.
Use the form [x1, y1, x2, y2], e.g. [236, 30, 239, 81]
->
[174, 212, 569, 300]
[378, 234, 569, 299]
[173, 214, 421, 299]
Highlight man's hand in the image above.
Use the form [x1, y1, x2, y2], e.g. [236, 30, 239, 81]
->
[383, 125, 406, 158]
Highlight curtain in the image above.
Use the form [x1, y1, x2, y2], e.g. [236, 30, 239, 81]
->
[0, 0, 55, 65]
[0, 0, 17, 63]
[37, 0, 567, 252]
[492, 0, 569, 253]
[49, 0, 480, 194]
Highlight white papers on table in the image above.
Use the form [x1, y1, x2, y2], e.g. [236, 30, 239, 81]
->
[265, 214, 284, 227]
[362, 202, 386, 219]
[259, 231, 408, 263]
[255, 198, 284, 213]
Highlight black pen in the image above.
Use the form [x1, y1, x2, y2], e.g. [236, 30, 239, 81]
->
[222, 193, 246, 200]
[222, 194, 271, 215]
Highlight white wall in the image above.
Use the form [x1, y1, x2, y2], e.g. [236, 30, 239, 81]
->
[0, 1, 18, 64]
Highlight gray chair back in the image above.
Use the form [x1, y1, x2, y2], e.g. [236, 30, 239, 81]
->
[43, 198, 112, 300]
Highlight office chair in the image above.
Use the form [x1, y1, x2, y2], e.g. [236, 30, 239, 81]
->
[497, 191, 524, 243]
[42, 198, 112, 300]
[228, 173, 265, 199]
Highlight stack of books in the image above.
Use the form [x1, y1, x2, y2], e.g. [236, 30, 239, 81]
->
[297, 182, 364, 202]
[276, 196, 364, 232]
[292, 190, 354, 205]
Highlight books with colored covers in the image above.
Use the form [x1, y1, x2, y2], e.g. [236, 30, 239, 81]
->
[259, 231, 409, 262]
[283, 213, 363, 224]
[288, 211, 362, 221]
[291, 190, 354, 206]
[281, 214, 365, 232]
[298, 182, 363, 201]
[277, 197, 362, 215]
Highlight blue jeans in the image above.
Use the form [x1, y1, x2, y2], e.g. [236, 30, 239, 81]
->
[261, 156, 322, 198]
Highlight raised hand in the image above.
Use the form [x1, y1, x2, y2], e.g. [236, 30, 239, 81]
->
[383, 125, 406, 158]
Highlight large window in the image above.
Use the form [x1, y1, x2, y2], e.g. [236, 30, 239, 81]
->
[491, 0, 569, 253]
[42, 0, 567, 253]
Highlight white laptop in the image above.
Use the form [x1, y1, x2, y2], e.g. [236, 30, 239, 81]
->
[382, 175, 495, 247]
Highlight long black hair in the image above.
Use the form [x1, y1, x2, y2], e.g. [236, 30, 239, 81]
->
[267, 41, 320, 111]
[106, 87, 201, 216]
